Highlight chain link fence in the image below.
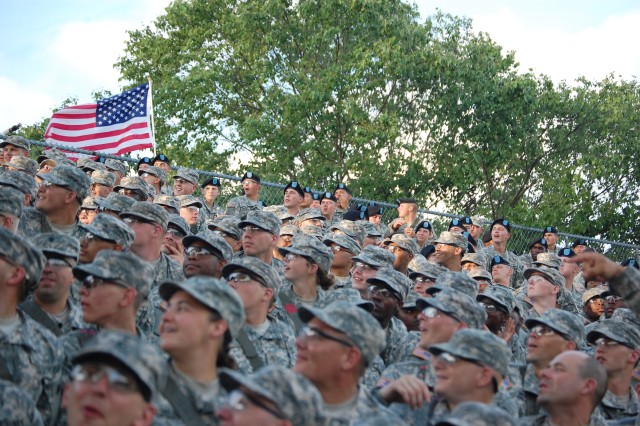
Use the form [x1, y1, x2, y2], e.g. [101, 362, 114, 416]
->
[8, 137, 640, 262]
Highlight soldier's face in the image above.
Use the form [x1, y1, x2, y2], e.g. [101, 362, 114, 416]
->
[301, 193, 312, 208]
[583, 297, 604, 321]
[78, 209, 97, 225]
[203, 185, 220, 202]
[527, 274, 558, 300]
[183, 241, 224, 278]
[180, 206, 199, 225]
[369, 214, 381, 225]
[320, 199, 336, 217]
[595, 337, 638, 374]
[418, 308, 462, 349]
[491, 264, 512, 284]
[433, 243, 459, 267]
[227, 270, 271, 312]
[470, 225, 483, 239]
[537, 352, 588, 406]
[154, 160, 171, 174]
[415, 228, 432, 243]
[412, 276, 436, 297]
[328, 243, 354, 270]
[173, 178, 196, 196]
[491, 225, 509, 244]
[433, 352, 491, 401]
[36, 182, 75, 213]
[543, 233, 558, 247]
[462, 262, 480, 272]
[242, 227, 275, 257]
[79, 233, 118, 264]
[36, 258, 74, 304]
[350, 262, 378, 291]
[283, 189, 303, 208]
[526, 327, 572, 366]
[365, 283, 399, 323]
[79, 278, 130, 326]
[90, 183, 112, 198]
[559, 257, 579, 278]
[242, 179, 260, 197]
[2, 144, 28, 163]
[283, 253, 314, 282]
[529, 243, 547, 260]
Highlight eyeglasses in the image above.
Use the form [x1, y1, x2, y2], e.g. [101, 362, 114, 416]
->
[414, 276, 435, 284]
[140, 173, 151, 178]
[165, 228, 186, 239]
[588, 298, 605, 306]
[605, 295, 624, 303]
[173, 178, 190, 185]
[118, 189, 145, 201]
[243, 226, 268, 234]
[184, 246, 221, 258]
[594, 337, 621, 348]
[436, 352, 485, 368]
[71, 363, 142, 395]
[123, 217, 155, 226]
[352, 262, 376, 272]
[330, 245, 352, 254]
[81, 275, 128, 290]
[81, 232, 115, 244]
[227, 390, 286, 420]
[41, 181, 72, 191]
[529, 325, 558, 337]
[421, 306, 458, 322]
[228, 271, 261, 285]
[211, 229, 237, 240]
[182, 206, 199, 213]
[298, 325, 353, 347]
[284, 253, 304, 262]
[387, 245, 408, 254]
[435, 243, 457, 250]
[367, 285, 400, 301]
[46, 258, 72, 268]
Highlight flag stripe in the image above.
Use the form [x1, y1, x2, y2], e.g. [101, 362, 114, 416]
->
[46, 118, 148, 139]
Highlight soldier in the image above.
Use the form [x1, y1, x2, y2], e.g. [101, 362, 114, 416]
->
[294, 301, 406, 424]
[0, 169, 38, 206]
[323, 233, 361, 288]
[572, 238, 589, 254]
[383, 233, 419, 275]
[469, 269, 494, 293]
[183, 229, 233, 279]
[433, 231, 468, 272]
[21, 233, 84, 336]
[113, 175, 149, 201]
[218, 365, 328, 425]
[282, 180, 305, 216]
[138, 165, 167, 196]
[225, 171, 263, 219]
[293, 207, 326, 228]
[0, 186, 23, 232]
[273, 224, 299, 260]
[63, 330, 165, 426]
[2, 155, 38, 176]
[582, 286, 607, 324]
[90, 169, 116, 198]
[350, 245, 396, 296]
[78, 196, 100, 225]
[320, 191, 340, 225]
[0, 135, 30, 163]
[388, 198, 421, 236]
[587, 319, 640, 420]
[161, 214, 190, 263]
[521, 265, 566, 319]
[300, 186, 314, 209]
[519, 237, 548, 270]
[223, 257, 297, 373]
[154, 193, 181, 215]
[461, 252, 487, 272]
[238, 210, 283, 270]
[200, 176, 224, 222]
[491, 255, 514, 287]
[152, 153, 172, 174]
[410, 262, 448, 297]
[37, 148, 73, 175]
[397, 291, 422, 332]
[424, 271, 479, 299]
[436, 401, 515, 426]
[78, 213, 135, 264]
[155, 276, 245, 424]
[518, 351, 607, 426]
[137, 157, 152, 171]
[0, 228, 65, 425]
[479, 219, 524, 289]
[362, 220, 384, 247]
[558, 247, 584, 297]
[447, 217, 468, 234]
[542, 226, 559, 254]
[104, 158, 128, 185]
[415, 220, 434, 249]
[334, 182, 353, 213]
[95, 191, 135, 217]
[468, 216, 487, 241]
[178, 194, 203, 234]
[18, 164, 91, 239]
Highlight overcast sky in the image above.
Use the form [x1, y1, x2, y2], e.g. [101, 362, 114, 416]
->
[2, 0, 639, 132]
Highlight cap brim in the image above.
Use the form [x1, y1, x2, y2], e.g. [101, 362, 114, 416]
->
[219, 369, 271, 402]
[416, 296, 455, 316]
[119, 211, 157, 224]
[524, 317, 568, 338]
[182, 235, 221, 253]
[238, 219, 274, 234]
[73, 263, 111, 282]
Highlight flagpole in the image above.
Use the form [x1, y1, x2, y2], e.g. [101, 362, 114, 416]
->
[146, 74, 157, 156]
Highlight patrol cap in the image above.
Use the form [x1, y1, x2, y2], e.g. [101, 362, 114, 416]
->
[366, 267, 412, 302]
[319, 288, 374, 312]
[3, 156, 38, 175]
[490, 255, 510, 269]
[138, 165, 166, 184]
[470, 216, 486, 227]
[37, 148, 66, 164]
[113, 176, 148, 199]
[468, 268, 493, 284]
[0, 186, 23, 218]
[434, 231, 468, 251]
[525, 309, 585, 345]
[91, 169, 116, 187]
[32, 233, 80, 263]
[159, 276, 246, 337]
[621, 259, 640, 269]
[167, 214, 190, 237]
[239, 210, 281, 235]
[415, 220, 432, 232]
[0, 228, 46, 292]
[280, 224, 299, 237]
[409, 260, 447, 281]
[586, 319, 640, 349]
[38, 164, 91, 202]
[79, 214, 135, 248]
[222, 256, 281, 291]
[284, 181, 304, 198]
[416, 288, 487, 329]
[402, 291, 422, 310]
[361, 221, 383, 237]
[151, 153, 170, 165]
[571, 238, 588, 248]
[201, 177, 221, 188]
[461, 253, 486, 268]
[173, 168, 198, 186]
[80, 160, 105, 173]
[528, 237, 548, 250]
[120, 201, 170, 230]
[395, 197, 416, 205]
[153, 194, 180, 214]
[524, 265, 565, 287]
[435, 402, 515, 426]
[81, 196, 101, 210]
[581, 286, 607, 305]
[384, 233, 419, 256]
[220, 366, 327, 426]
[298, 301, 385, 365]
[73, 250, 153, 296]
[208, 216, 243, 240]
[425, 271, 478, 298]
[334, 182, 352, 195]
[558, 248, 576, 258]
[0, 135, 29, 151]
[96, 192, 135, 214]
[407, 254, 429, 275]
[543, 226, 558, 234]
[429, 329, 510, 378]
[490, 218, 511, 233]
[278, 234, 334, 273]
[72, 330, 166, 401]
[533, 252, 562, 269]
[178, 194, 203, 209]
[477, 284, 515, 314]
[352, 245, 394, 269]
[104, 158, 127, 176]
[184, 230, 233, 262]
[323, 233, 362, 256]
[611, 308, 640, 330]
[136, 157, 151, 170]
[330, 220, 366, 245]
[320, 191, 337, 203]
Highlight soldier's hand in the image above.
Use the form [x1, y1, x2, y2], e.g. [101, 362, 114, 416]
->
[163, 241, 184, 264]
[571, 252, 625, 283]
[391, 218, 406, 230]
[403, 227, 415, 238]
[377, 375, 431, 409]
[500, 316, 516, 343]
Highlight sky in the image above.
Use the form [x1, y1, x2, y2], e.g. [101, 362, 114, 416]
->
[1, 0, 639, 132]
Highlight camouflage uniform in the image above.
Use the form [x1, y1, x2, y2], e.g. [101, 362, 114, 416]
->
[3, 154, 38, 175]
[0, 185, 24, 224]
[480, 245, 525, 290]
[436, 401, 515, 426]
[607, 266, 640, 317]
[0, 378, 45, 425]
[518, 411, 607, 425]
[225, 194, 264, 220]
[0, 169, 38, 206]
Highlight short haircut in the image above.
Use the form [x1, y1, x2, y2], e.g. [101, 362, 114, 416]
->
[578, 355, 608, 406]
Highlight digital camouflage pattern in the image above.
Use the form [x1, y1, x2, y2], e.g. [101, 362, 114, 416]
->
[96, 191, 135, 213]
[524, 309, 585, 346]
[0, 185, 24, 217]
[0, 227, 46, 291]
[1, 135, 30, 151]
[168, 214, 190, 236]
[331, 220, 366, 245]
[323, 232, 362, 256]
[139, 165, 167, 184]
[384, 233, 420, 255]
[225, 194, 263, 220]
[173, 167, 199, 185]
[435, 231, 469, 250]
[4, 155, 38, 175]
[91, 169, 116, 187]
[154, 194, 181, 213]
[223, 255, 281, 290]
[104, 158, 128, 176]
[0, 378, 45, 425]
[279, 234, 334, 273]
[121, 200, 170, 229]
[409, 260, 448, 281]
[367, 267, 412, 301]
[38, 164, 91, 201]
[426, 271, 478, 298]
[417, 288, 487, 329]
[239, 209, 281, 235]
[185, 229, 234, 262]
[79, 213, 135, 248]
[435, 401, 515, 426]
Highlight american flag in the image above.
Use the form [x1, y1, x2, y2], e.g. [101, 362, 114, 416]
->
[44, 83, 155, 157]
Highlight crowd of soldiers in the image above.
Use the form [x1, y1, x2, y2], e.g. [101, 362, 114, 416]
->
[1, 134, 640, 425]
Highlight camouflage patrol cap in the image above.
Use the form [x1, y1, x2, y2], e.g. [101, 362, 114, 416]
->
[138, 165, 166, 184]
[79, 159, 105, 173]
[95, 192, 135, 214]
[38, 164, 91, 201]
[409, 259, 447, 281]
[323, 233, 362, 256]
[80, 196, 101, 210]
[408, 254, 430, 274]
[429, 329, 510, 378]
[533, 252, 562, 269]
[32, 233, 80, 262]
[384, 233, 419, 255]
[3, 156, 38, 175]
[73, 250, 153, 297]
[220, 366, 327, 426]
[0, 186, 23, 217]
[177, 194, 203, 209]
[91, 169, 116, 187]
[352, 245, 395, 269]
[524, 265, 565, 287]
[581, 285, 607, 305]
[79, 214, 135, 248]
[366, 267, 412, 302]
[113, 176, 148, 198]
[159, 276, 246, 337]
[72, 330, 166, 401]
[416, 288, 487, 329]
[278, 212, 294, 223]
[293, 207, 325, 225]
[278, 234, 334, 273]
[0, 169, 37, 197]
[426, 271, 478, 298]
[173, 167, 199, 186]
[434, 231, 468, 251]
[361, 221, 383, 237]
[403, 291, 422, 309]
[611, 308, 640, 330]
[104, 158, 127, 175]
[239, 210, 281, 235]
[265, 205, 286, 217]
[222, 256, 281, 291]
[121, 201, 169, 230]
[37, 148, 66, 164]
[586, 319, 640, 349]
[461, 253, 486, 268]
[435, 401, 515, 426]
[299, 301, 385, 364]
[468, 268, 493, 284]
[525, 309, 585, 345]
[209, 216, 243, 240]
[184, 230, 233, 262]
[0, 135, 29, 151]
[300, 225, 324, 239]
[153, 194, 180, 214]
[0, 228, 45, 290]
[330, 220, 366, 245]
[167, 214, 190, 236]
[320, 288, 373, 312]
[280, 224, 300, 236]
[477, 284, 515, 314]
